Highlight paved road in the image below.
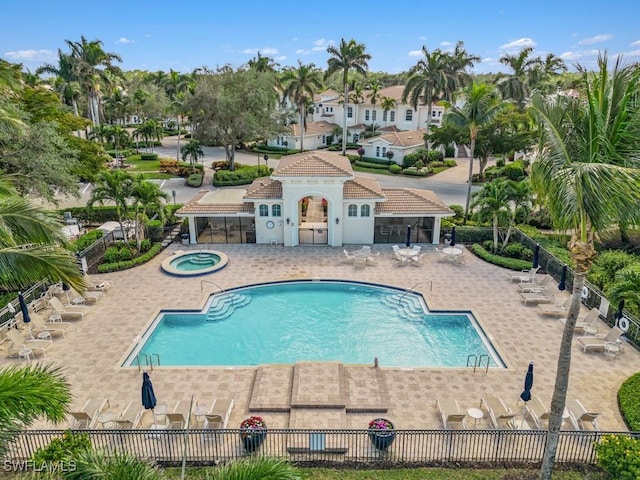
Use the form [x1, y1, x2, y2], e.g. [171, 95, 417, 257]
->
[55, 136, 482, 209]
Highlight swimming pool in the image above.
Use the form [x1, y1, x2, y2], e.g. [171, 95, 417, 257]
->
[124, 281, 504, 368]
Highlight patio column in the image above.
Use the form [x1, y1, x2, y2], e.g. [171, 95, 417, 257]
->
[432, 217, 442, 245]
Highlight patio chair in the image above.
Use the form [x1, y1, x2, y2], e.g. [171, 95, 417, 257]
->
[48, 297, 89, 320]
[560, 308, 600, 333]
[481, 395, 516, 430]
[115, 401, 143, 430]
[68, 398, 109, 429]
[434, 247, 449, 263]
[343, 249, 357, 263]
[411, 245, 422, 253]
[566, 398, 600, 431]
[69, 287, 104, 305]
[510, 267, 540, 283]
[537, 296, 572, 318]
[518, 275, 553, 293]
[166, 413, 186, 429]
[5, 329, 53, 358]
[436, 398, 467, 429]
[153, 403, 168, 426]
[209, 399, 234, 429]
[577, 326, 623, 353]
[85, 280, 112, 292]
[410, 253, 426, 266]
[525, 397, 551, 429]
[30, 312, 71, 338]
[520, 291, 554, 305]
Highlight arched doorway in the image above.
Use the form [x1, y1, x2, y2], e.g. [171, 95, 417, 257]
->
[298, 195, 328, 244]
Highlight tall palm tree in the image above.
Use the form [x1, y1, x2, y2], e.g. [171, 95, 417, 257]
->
[367, 79, 383, 122]
[0, 364, 71, 457]
[0, 177, 85, 292]
[65, 35, 122, 126]
[181, 139, 205, 173]
[403, 46, 452, 148]
[280, 62, 323, 152]
[134, 119, 163, 152]
[497, 47, 541, 109]
[470, 178, 512, 252]
[534, 53, 567, 91]
[248, 52, 279, 73]
[380, 96, 396, 127]
[36, 50, 82, 117]
[444, 82, 509, 220]
[326, 38, 371, 155]
[445, 41, 480, 102]
[131, 175, 169, 250]
[87, 170, 134, 241]
[530, 53, 640, 480]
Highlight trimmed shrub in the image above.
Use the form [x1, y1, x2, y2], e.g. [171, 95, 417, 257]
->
[389, 164, 402, 174]
[31, 430, 92, 464]
[470, 243, 532, 271]
[106, 149, 132, 158]
[140, 153, 158, 160]
[159, 159, 203, 177]
[427, 150, 444, 162]
[445, 145, 455, 157]
[444, 159, 457, 167]
[502, 242, 533, 260]
[503, 160, 527, 180]
[415, 160, 425, 170]
[402, 168, 428, 176]
[595, 434, 640, 480]
[146, 219, 164, 242]
[213, 165, 271, 187]
[353, 161, 390, 170]
[187, 173, 203, 187]
[72, 229, 104, 252]
[619, 373, 640, 431]
[211, 160, 230, 170]
[140, 239, 152, 252]
[98, 243, 163, 273]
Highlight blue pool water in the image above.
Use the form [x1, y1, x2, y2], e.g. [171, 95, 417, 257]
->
[125, 281, 504, 368]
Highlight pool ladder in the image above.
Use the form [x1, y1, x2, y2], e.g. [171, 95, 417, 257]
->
[397, 281, 433, 302]
[467, 354, 490, 374]
[136, 353, 160, 372]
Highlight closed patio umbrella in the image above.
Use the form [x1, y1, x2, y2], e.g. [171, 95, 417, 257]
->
[142, 371, 158, 426]
[450, 227, 456, 247]
[532, 244, 540, 269]
[558, 265, 567, 291]
[405, 225, 411, 247]
[615, 300, 625, 320]
[18, 292, 31, 325]
[520, 362, 534, 427]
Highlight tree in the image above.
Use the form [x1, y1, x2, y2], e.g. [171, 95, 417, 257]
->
[87, 170, 134, 241]
[530, 53, 640, 480]
[470, 178, 512, 252]
[280, 62, 323, 152]
[186, 67, 281, 171]
[181, 139, 204, 173]
[36, 50, 82, 117]
[497, 47, 541, 110]
[367, 79, 383, 116]
[444, 82, 509, 221]
[380, 96, 396, 127]
[130, 175, 169, 251]
[0, 364, 72, 457]
[133, 119, 163, 152]
[445, 41, 480, 102]
[532, 53, 567, 93]
[64, 36, 123, 126]
[248, 52, 279, 73]
[326, 38, 371, 155]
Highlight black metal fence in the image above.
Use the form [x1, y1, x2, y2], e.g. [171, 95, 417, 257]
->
[0, 281, 49, 328]
[77, 231, 119, 272]
[4, 428, 616, 466]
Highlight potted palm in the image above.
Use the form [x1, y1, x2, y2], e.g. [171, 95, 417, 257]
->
[239, 416, 267, 452]
[368, 418, 395, 450]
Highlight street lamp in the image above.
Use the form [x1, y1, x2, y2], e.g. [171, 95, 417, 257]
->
[171, 190, 176, 205]
[263, 154, 269, 173]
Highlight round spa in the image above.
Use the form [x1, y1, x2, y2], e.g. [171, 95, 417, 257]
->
[161, 250, 228, 276]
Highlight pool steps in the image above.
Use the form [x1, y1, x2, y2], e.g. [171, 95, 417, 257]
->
[381, 294, 425, 321]
[206, 293, 251, 322]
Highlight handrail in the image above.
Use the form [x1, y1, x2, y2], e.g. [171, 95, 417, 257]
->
[397, 281, 433, 303]
[466, 354, 477, 370]
[478, 354, 490, 375]
[151, 353, 160, 370]
[200, 280, 226, 294]
[136, 353, 148, 373]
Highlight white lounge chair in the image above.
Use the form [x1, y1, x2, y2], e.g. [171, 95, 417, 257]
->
[526, 397, 551, 429]
[560, 308, 600, 333]
[209, 399, 234, 429]
[48, 297, 89, 320]
[566, 398, 600, 431]
[86, 280, 111, 292]
[69, 287, 103, 305]
[518, 275, 553, 293]
[410, 253, 426, 266]
[577, 326, 624, 353]
[510, 267, 540, 283]
[481, 395, 516, 430]
[537, 297, 572, 318]
[520, 291, 554, 305]
[5, 329, 53, 358]
[30, 312, 72, 338]
[68, 398, 109, 429]
[115, 401, 143, 429]
[436, 398, 467, 429]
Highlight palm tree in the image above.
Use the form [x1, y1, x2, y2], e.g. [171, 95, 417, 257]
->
[403, 46, 451, 148]
[445, 41, 480, 102]
[444, 82, 509, 221]
[36, 50, 82, 117]
[530, 53, 640, 480]
[181, 139, 205, 173]
[87, 170, 134, 241]
[130, 175, 169, 251]
[203, 457, 301, 480]
[280, 62, 323, 152]
[326, 38, 371, 155]
[367, 79, 383, 122]
[248, 52, 279, 73]
[65, 35, 122, 126]
[134, 119, 163, 152]
[0, 178, 85, 292]
[533, 53, 567, 92]
[470, 178, 512, 252]
[497, 47, 541, 110]
[0, 364, 71, 457]
[380, 96, 396, 127]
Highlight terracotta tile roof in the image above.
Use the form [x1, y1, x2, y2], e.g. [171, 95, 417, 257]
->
[375, 188, 454, 215]
[177, 202, 254, 215]
[379, 125, 402, 132]
[313, 89, 340, 102]
[244, 178, 283, 199]
[360, 129, 425, 148]
[343, 177, 386, 199]
[290, 121, 338, 137]
[272, 151, 354, 177]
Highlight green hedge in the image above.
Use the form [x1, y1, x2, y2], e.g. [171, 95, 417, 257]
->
[106, 149, 132, 158]
[187, 173, 203, 187]
[140, 153, 158, 160]
[389, 164, 402, 174]
[98, 243, 163, 273]
[470, 243, 532, 271]
[71, 229, 104, 252]
[619, 373, 640, 430]
[212, 166, 271, 187]
[353, 160, 391, 170]
[402, 168, 428, 176]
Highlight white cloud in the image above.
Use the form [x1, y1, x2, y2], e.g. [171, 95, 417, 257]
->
[481, 57, 496, 63]
[295, 48, 310, 55]
[275, 55, 286, 61]
[4, 48, 55, 61]
[311, 38, 334, 51]
[408, 50, 422, 57]
[499, 38, 537, 50]
[559, 49, 599, 61]
[116, 37, 134, 44]
[262, 47, 278, 55]
[440, 41, 453, 47]
[578, 34, 613, 45]
[623, 49, 640, 57]
[631, 40, 640, 47]
[419, 36, 426, 41]
[241, 47, 279, 55]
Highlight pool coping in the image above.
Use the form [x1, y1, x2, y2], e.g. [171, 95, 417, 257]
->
[160, 249, 228, 276]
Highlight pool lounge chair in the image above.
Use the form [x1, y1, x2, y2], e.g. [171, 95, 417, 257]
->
[48, 297, 89, 320]
[510, 267, 540, 283]
[30, 312, 72, 338]
[566, 398, 600, 431]
[115, 401, 143, 429]
[518, 275, 553, 293]
[5, 329, 53, 358]
[481, 395, 516, 430]
[86, 280, 111, 292]
[577, 326, 623, 353]
[209, 399, 235, 429]
[69, 287, 103, 305]
[520, 291, 554, 305]
[526, 397, 551, 429]
[537, 297, 572, 318]
[560, 308, 600, 333]
[68, 398, 109, 429]
[436, 398, 467, 429]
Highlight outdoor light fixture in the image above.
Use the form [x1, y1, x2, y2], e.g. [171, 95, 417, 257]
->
[335, 218, 340, 225]
[286, 218, 290, 225]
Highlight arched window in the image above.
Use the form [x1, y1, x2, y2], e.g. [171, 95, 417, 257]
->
[271, 204, 281, 217]
[405, 109, 413, 121]
[259, 204, 269, 217]
[360, 205, 370, 217]
[348, 204, 358, 217]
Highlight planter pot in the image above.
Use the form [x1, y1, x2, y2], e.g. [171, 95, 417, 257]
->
[241, 430, 266, 452]
[368, 430, 396, 451]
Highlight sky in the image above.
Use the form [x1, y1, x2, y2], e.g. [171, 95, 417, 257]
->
[2, 0, 640, 75]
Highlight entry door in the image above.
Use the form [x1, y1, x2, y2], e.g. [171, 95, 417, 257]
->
[298, 226, 328, 244]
